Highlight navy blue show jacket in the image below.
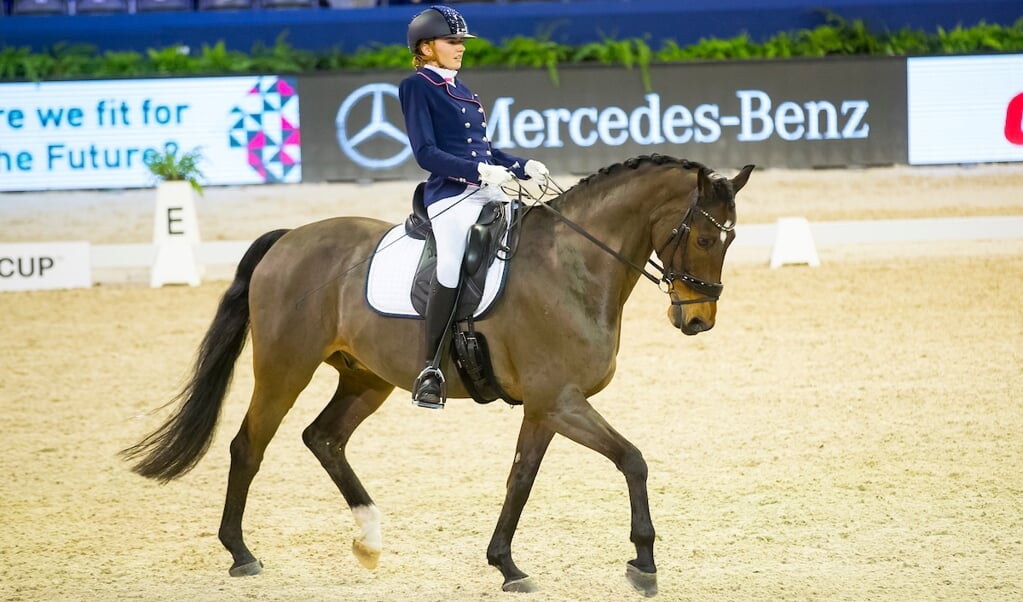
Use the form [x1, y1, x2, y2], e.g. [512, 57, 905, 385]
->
[399, 67, 529, 207]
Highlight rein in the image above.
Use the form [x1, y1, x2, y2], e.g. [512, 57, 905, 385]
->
[519, 179, 731, 306]
[537, 202, 663, 285]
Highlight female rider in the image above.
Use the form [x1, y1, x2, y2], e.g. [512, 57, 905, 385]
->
[399, 5, 549, 409]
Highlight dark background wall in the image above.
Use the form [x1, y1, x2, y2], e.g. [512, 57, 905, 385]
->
[1, 0, 1021, 54]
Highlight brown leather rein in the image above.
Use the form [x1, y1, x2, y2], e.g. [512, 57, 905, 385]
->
[529, 192, 734, 306]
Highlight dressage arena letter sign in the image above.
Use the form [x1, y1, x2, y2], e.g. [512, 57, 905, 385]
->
[0, 242, 91, 292]
[150, 181, 203, 288]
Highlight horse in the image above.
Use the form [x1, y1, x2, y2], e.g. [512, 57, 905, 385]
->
[122, 154, 754, 597]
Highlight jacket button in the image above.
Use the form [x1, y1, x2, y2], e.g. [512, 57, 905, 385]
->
[471, 151, 477, 157]
[481, 121, 487, 127]
[467, 138, 472, 143]
[465, 122, 471, 128]
[461, 107, 466, 113]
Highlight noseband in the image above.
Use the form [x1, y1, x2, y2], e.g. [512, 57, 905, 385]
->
[652, 204, 734, 306]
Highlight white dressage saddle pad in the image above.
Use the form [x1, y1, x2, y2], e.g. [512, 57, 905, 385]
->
[365, 224, 508, 318]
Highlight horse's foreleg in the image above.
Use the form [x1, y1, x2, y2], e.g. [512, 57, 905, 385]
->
[538, 387, 658, 597]
[487, 416, 555, 593]
[302, 368, 393, 570]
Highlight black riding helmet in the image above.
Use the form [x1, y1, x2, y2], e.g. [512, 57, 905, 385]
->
[406, 5, 477, 53]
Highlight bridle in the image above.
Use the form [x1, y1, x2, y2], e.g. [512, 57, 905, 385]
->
[652, 201, 735, 306]
[528, 186, 735, 306]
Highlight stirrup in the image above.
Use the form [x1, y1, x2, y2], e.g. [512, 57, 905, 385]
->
[412, 366, 446, 409]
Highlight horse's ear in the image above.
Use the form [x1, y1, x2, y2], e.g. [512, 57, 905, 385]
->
[731, 164, 755, 194]
[696, 167, 712, 197]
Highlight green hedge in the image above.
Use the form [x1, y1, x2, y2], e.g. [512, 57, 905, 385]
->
[2, 14, 1022, 84]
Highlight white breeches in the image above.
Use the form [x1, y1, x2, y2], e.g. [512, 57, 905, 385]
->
[426, 184, 509, 288]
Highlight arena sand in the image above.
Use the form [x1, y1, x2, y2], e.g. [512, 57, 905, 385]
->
[1, 164, 1021, 601]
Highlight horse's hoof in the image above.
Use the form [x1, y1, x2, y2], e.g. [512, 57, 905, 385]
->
[626, 563, 658, 597]
[502, 576, 539, 593]
[228, 559, 263, 577]
[352, 538, 380, 570]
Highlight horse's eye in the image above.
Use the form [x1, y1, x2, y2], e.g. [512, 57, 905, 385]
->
[696, 236, 714, 249]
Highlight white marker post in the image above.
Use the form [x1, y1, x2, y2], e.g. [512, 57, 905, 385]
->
[150, 181, 203, 287]
[769, 217, 821, 269]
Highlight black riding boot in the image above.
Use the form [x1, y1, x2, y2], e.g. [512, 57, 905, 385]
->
[412, 282, 459, 409]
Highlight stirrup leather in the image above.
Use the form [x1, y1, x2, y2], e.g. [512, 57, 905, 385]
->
[412, 365, 446, 409]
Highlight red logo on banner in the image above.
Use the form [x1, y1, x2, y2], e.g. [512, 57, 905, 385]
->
[1006, 93, 1023, 145]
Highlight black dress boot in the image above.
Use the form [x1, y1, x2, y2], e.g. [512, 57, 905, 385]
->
[412, 282, 459, 409]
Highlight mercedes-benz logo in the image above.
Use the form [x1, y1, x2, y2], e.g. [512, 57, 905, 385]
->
[335, 83, 412, 170]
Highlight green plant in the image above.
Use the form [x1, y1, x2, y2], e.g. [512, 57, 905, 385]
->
[3, 16, 1023, 83]
[344, 44, 409, 70]
[146, 45, 195, 75]
[195, 41, 253, 74]
[0, 46, 55, 81]
[99, 50, 147, 77]
[571, 36, 653, 90]
[144, 146, 205, 194]
[473, 35, 568, 85]
[248, 33, 318, 74]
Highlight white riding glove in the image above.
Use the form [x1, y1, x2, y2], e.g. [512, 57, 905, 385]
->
[524, 159, 550, 185]
[477, 163, 515, 187]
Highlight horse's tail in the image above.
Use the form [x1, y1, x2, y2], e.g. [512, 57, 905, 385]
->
[121, 228, 291, 482]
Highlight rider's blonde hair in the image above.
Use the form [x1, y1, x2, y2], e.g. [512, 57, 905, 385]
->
[411, 40, 433, 69]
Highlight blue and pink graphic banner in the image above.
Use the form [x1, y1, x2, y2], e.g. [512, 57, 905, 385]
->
[0, 75, 301, 192]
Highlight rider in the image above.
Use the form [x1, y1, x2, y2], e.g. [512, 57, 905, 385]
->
[399, 5, 550, 409]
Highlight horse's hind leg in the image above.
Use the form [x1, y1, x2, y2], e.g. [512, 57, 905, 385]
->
[302, 363, 394, 570]
[219, 368, 316, 577]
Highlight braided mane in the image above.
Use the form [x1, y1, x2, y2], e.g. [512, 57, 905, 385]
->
[554, 154, 707, 206]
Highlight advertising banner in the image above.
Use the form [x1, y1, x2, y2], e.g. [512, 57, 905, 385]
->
[0, 76, 301, 191]
[300, 57, 907, 182]
[908, 54, 1023, 165]
[0, 241, 91, 292]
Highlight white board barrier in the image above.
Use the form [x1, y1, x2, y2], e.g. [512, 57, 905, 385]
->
[150, 181, 204, 287]
[0, 241, 92, 292]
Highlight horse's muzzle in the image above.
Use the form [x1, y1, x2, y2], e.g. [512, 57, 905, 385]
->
[669, 304, 714, 335]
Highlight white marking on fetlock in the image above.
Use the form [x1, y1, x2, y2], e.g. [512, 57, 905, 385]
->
[351, 504, 382, 569]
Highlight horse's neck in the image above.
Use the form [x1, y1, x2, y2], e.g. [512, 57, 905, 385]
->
[533, 169, 681, 325]
[557, 170, 679, 267]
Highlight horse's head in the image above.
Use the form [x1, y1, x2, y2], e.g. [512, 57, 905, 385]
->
[655, 163, 754, 335]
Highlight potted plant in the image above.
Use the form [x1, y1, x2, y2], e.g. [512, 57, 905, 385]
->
[145, 145, 205, 287]
[144, 145, 205, 194]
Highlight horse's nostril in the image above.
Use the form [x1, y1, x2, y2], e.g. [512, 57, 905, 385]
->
[684, 318, 711, 334]
[669, 305, 682, 327]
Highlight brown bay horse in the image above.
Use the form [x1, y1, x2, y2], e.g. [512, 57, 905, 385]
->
[123, 154, 754, 597]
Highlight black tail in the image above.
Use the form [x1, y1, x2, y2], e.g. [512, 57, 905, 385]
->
[121, 229, 291, 482]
